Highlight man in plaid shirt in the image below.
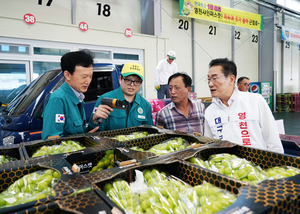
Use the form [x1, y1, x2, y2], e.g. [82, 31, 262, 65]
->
[155, 73, 205, 134]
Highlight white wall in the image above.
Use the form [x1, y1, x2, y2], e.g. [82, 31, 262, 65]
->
[0, 0, 299, 99]
[276, 13, 300, 94]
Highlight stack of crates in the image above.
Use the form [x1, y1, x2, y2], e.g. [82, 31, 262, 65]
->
[276, 93, 291, 112]
[292, 93, 300, 112]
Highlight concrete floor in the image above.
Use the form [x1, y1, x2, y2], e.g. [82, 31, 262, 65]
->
[273, 112, 300, 136]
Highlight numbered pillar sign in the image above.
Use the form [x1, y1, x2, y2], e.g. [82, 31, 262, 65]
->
[125, 28, 133, 37]
[79, 22, 88, 32]
[23, 13, 36, 25]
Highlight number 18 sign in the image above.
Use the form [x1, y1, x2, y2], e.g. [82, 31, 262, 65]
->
[23, 13, 36, 25]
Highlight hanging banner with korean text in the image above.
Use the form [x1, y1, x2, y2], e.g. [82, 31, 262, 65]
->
[282, 26, 300, 43]
[179, 0, 264, 31]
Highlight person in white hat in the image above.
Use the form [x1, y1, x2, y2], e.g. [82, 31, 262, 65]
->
[155, 50, 178, 99]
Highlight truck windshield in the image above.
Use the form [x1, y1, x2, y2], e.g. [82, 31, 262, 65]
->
[5, 69, 61, 116]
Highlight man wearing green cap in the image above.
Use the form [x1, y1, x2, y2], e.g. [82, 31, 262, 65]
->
[88, 62, 153, 131]
[155, 50, 178, 99]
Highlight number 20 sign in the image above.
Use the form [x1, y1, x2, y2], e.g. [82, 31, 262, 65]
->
[23, 13, 36, 25]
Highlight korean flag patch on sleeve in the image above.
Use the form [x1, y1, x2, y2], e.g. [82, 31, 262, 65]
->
[55, 114, 65, 123]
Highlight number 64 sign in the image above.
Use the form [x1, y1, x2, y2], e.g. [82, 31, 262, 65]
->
[23, 13, 36, 25]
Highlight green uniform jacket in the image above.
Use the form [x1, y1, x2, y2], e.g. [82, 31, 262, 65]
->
[88, 87, 153, 131]
[42, 82, 86, 139]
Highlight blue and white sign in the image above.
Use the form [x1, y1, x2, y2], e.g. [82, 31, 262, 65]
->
[282, 26, 300, 43]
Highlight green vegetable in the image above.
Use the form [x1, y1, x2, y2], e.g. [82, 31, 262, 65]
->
[69, 187, 92, 197]
[32, 140, 86, 157]
[131, 137, 189, 155]
[188, 153, 300, 184]
[0, 169, 60, 209]
[89, 150, 115, 173]
[113, 131, 158, 141]
[0, 155, 17, 164]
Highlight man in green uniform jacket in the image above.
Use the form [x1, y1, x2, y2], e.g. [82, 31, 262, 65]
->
[89, 62, 153, 131]
[42, 50, 98, 139]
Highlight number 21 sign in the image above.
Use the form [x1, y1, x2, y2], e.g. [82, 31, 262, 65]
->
[23, 13, 36, 25]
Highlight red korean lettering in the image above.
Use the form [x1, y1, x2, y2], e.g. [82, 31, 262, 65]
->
[241, 130, 250, 137]
[243, 18, 249, 24]
[239, 121, 248, 129]
[242, 138, 251, 145]
[238, 112, 246, 120]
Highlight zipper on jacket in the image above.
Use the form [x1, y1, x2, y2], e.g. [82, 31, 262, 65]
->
[126, 101, 132, 127]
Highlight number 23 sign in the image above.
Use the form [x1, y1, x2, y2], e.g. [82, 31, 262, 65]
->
[23, 13, 36, 25]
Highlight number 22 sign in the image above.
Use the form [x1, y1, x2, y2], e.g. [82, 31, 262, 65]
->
[23, 13, 36, 25]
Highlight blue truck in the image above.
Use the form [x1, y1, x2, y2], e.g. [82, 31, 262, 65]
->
[0, 63, 121, 145]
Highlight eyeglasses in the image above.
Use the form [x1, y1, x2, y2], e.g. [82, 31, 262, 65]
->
[122, 77, 142, 86]
[243, 83, 250, 87]
[206, 75, 225, 83]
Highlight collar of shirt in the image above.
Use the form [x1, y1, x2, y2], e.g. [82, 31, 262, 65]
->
[170, 98, 193, 113]
[69, 85, 85, 102]
[213, 86, 239, 108]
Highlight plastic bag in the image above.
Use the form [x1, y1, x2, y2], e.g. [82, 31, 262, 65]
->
[103, 168, 202, 214]
[32, 140, 85, 157]
[0, 155, 18, 164]
[113, 131, 149, 141]
[0, 169, 60, 209]
[187, 181, 236, 213]
[130, 170, 148, 195]
[264, 165, 300, 179]
[187, 153, 300, 185]
[148, 137, 190, 155]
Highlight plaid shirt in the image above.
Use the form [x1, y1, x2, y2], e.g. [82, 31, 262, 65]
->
[155, 99, 205, 134]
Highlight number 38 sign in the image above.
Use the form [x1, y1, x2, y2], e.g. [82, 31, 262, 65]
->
[125, 28, 133, 37]
[23, 13, 36, 25]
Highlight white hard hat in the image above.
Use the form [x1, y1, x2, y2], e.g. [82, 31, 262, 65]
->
[167, 50, 176, 60]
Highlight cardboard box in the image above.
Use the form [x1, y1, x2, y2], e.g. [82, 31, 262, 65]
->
[56, 187, 124, 214]
[22, 135, 102, 163]
[90, 159, 243, 213]
[88, 125, 164, 147]
[14, 202, 67, 214]
[0, 144, 25, 170]
[65, 146, 138, 174]
[0, 158, 93, 214]
[15, 187, 125, 214]
[91, 155, 300, 214]
[176, 140, 300, 213]
[184, 140, 300, 171]
[110, 132, 209, 162]
[83, 153, 174, 185]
